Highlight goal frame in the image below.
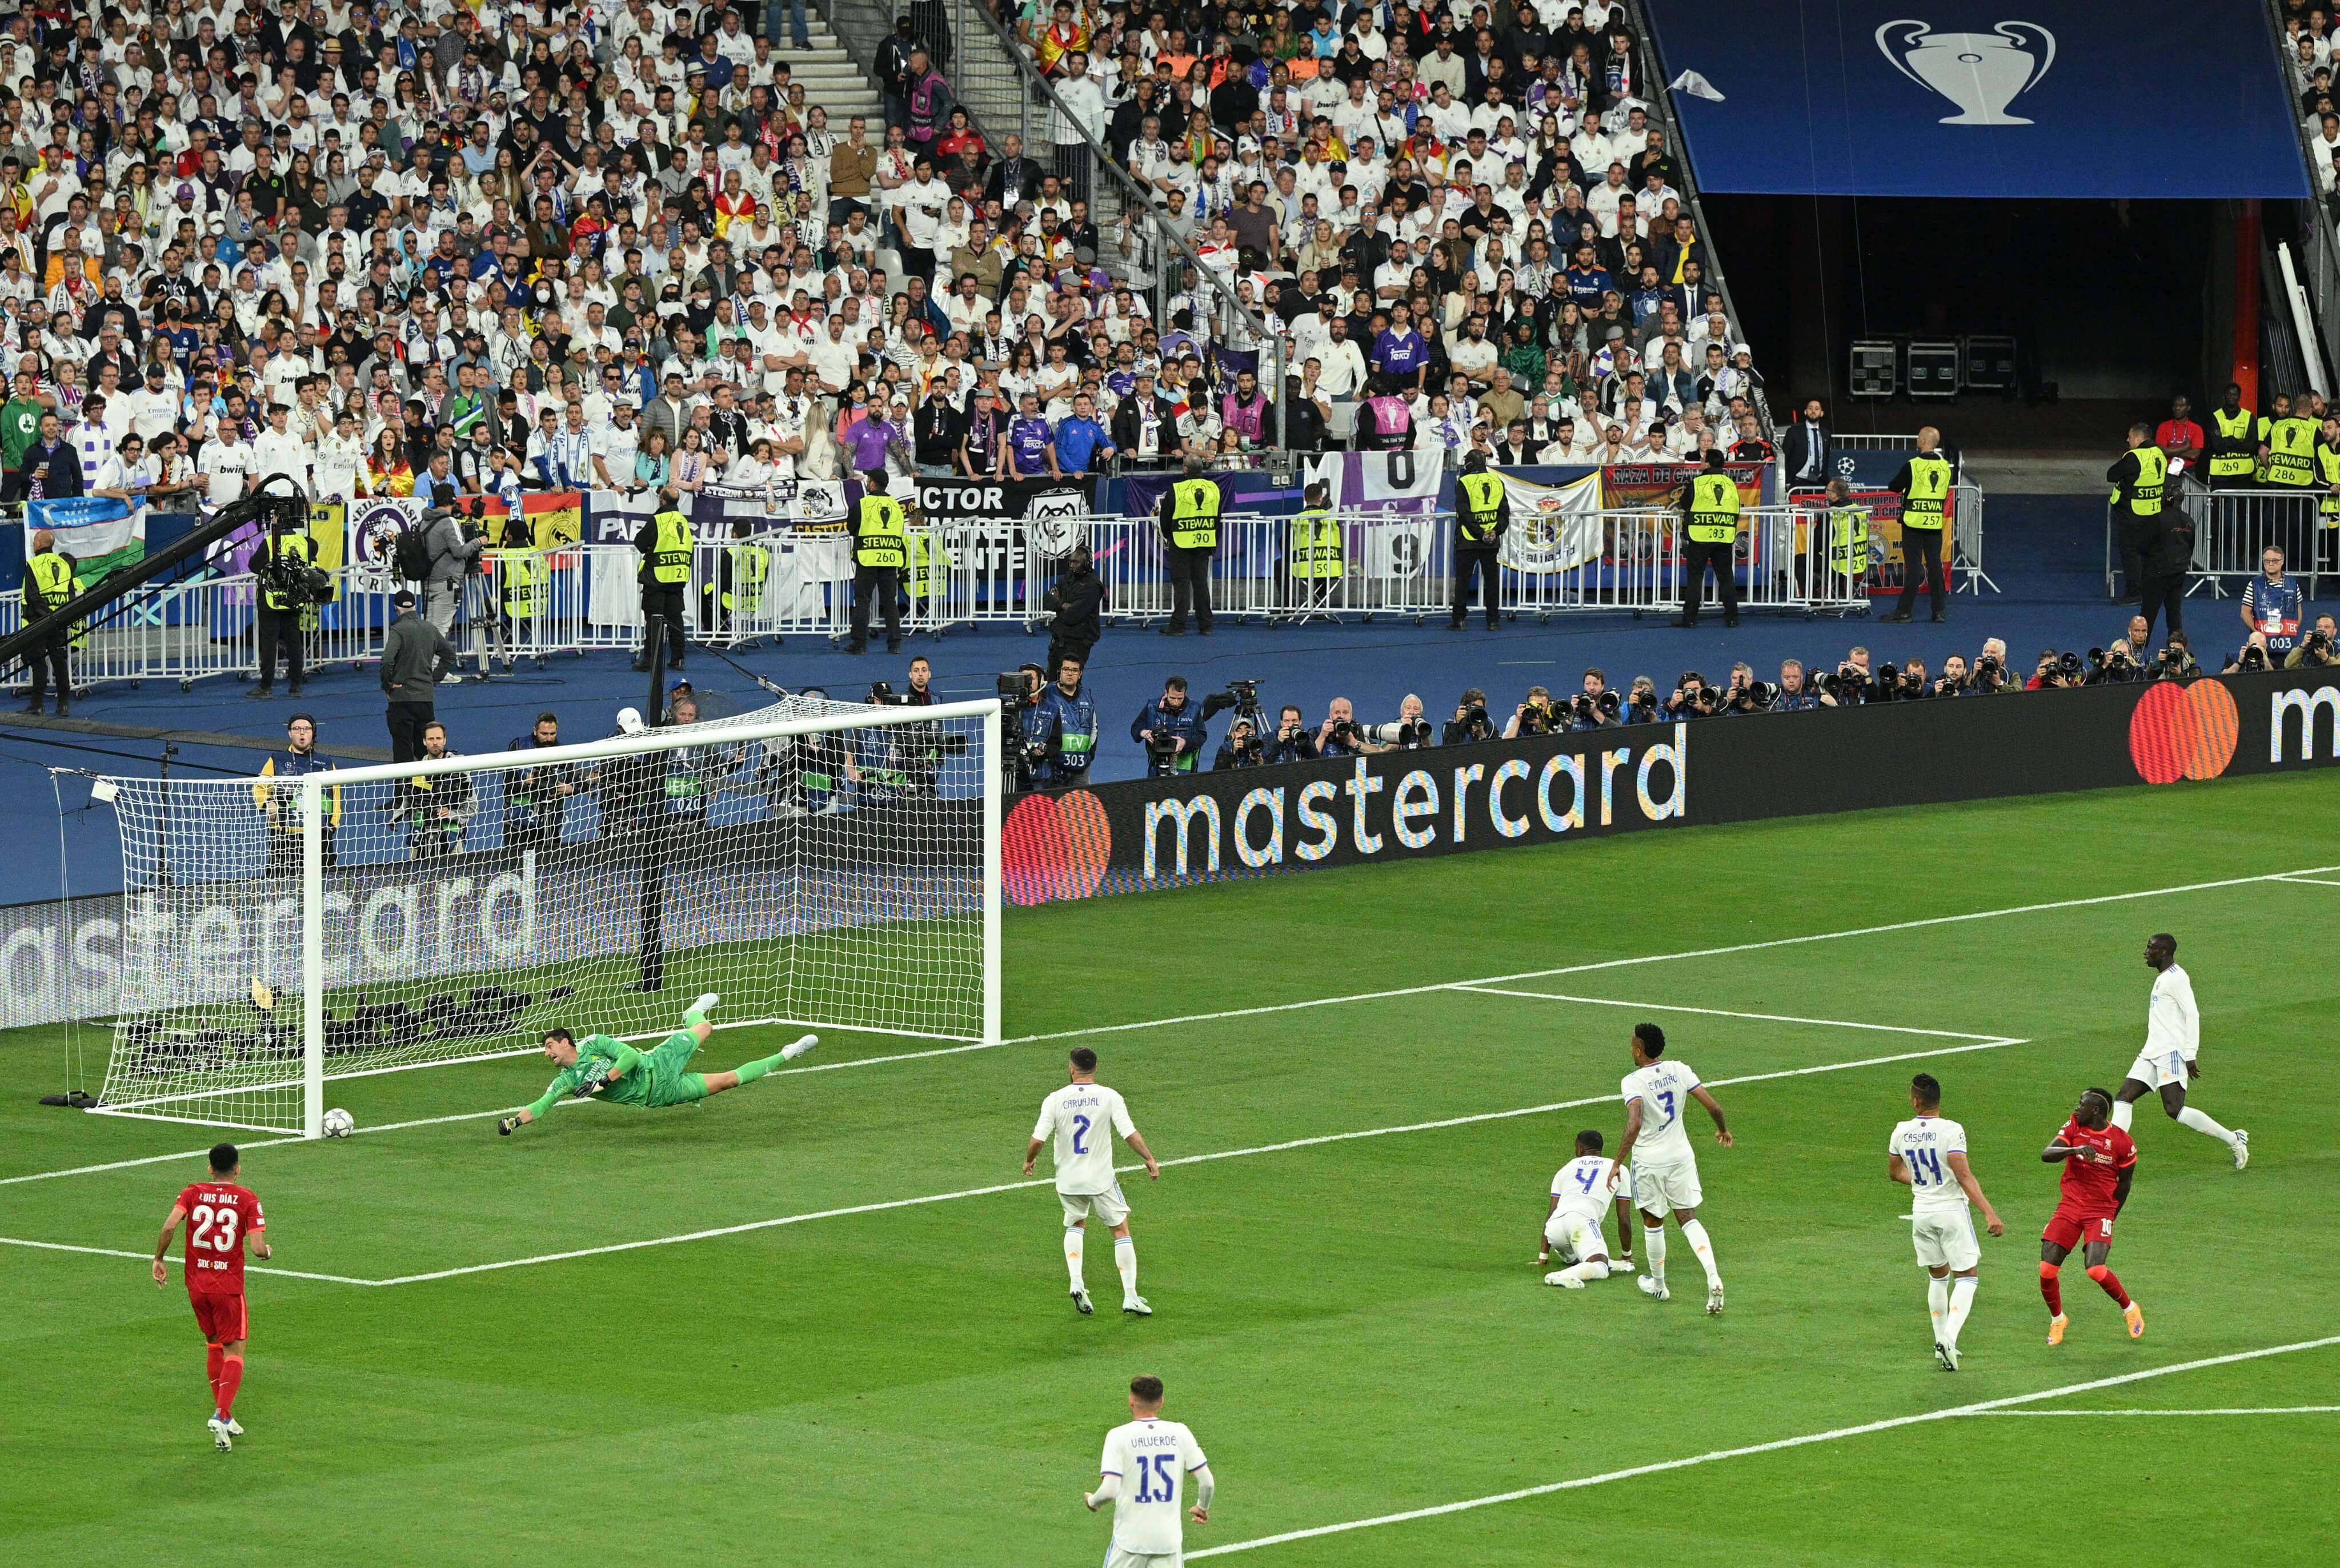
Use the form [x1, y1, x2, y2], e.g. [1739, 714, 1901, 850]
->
[173, 699, 1000, 1138]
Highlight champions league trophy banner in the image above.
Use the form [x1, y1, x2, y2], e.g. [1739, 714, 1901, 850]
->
[1874, 19, 2054, 126]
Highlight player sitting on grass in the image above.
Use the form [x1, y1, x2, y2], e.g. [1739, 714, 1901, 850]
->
[1539, 1129, 1637, 1288]
[498, 993, 817, 1135]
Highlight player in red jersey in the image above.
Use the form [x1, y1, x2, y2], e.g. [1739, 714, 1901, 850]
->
[2038, 1088, 2140, 1347]
[152, 1143, 270, 1451]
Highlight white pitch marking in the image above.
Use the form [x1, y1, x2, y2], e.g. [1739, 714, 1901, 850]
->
[0, 1236, 377, 1286]
[1451, 987, 2009, 1041]
[1969, 1407, 2340, 1417]
[2271, 874, 2340, 888]
[1183, 1337, 2340, 1558]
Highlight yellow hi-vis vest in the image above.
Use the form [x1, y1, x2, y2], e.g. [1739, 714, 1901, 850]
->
[1455, 470, 1506, 546]
[854, 493, 907, 568]
[1167, 477, 1221, 550]
[1685, 471, 1741, 544]
[1902, 454, 1952, 530]
[2265, 415, 2317, 488]
[2115, 445, 2167, 515]
[907, 529, 948, 599]
[498, 550, 543, 618]
[1289, 508, 1344, 579]
[2208, 408, 2257, 479]
[1828, 506, 1869, 578]
[649, 508, 693, 583]
[26, 548, 73, 611]
[725, 542, 770, 611]
[2319, 443, 2340, 523]
[259, 532, 312, 611]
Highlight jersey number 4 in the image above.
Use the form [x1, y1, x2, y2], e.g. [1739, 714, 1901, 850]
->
[1574, 1166, 1599, 1193]
[189, 1204, 240, 1253]
[1131, 1453, 1177, 1503]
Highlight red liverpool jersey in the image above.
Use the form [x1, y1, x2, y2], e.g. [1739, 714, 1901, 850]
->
[2054, 1120, 2135, 1214]
[175, 1182, 264, 1294]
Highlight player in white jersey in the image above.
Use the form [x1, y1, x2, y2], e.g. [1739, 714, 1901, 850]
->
[1026, 1048, 1161, 1316]
[1608, 1022, 1733, 1313]
[1538, 1128, 1638, 1288]
[1886, 1072, 2005, 1372]
[1086, 1374, 1213, 1567]
[2112, 933, 2247, 1168]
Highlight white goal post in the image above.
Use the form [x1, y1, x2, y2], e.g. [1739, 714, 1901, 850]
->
[90, 696, 1003, 1137]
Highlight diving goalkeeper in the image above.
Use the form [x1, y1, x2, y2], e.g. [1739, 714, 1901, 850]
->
[498, 993, 817, 1135]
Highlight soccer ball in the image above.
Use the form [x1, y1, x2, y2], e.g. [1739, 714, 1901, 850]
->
[322, 1108, 355, 1138]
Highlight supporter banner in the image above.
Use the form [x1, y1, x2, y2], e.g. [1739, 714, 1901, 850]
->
[1001, 667, 2340, 903]
[1497, 472, 1605, 573]
[302, 501, 350, 571]
[1600, 462, 1763, 513]
[1307, 449, 1448, 515]
[452, 489, 584, 551]
[903, 476, 1084, 527]
[28, 495, 142, 583]
[696, 479, 848, 533]
[1645, 1, 2307, 198]
[345, 496, 426, 591]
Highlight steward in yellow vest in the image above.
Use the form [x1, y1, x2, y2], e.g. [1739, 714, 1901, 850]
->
[2318, 418, 2340, 528]
[632, 487, 692, 673]
[1450, 451, 1510, 629]
[848, 470, 907, 654]
[1155, 455, 1221, 635]
[1673, 449, 1741, 628]
[2202, 384, 2257, 483]
[2107, 422, 2169, 596]
[21, 527, 75, 715]
[2261, 402, 2317, 490]
[1886, 426, 1953, 623]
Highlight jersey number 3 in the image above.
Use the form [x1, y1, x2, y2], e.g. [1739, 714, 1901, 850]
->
[189, 1204, 239, 1253]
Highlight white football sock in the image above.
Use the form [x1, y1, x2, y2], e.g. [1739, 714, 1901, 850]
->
[2110, 1098, 2134, 1131]
[1927, 1274, 1950, 1340]
[1114, 1235, 1137, 1300]
[1064, 1227, 1085, 1290]
[2175, 1105, 2235, 1144]
[1642, 1225, 1667, 1284]
[1680, 1219, 1722, 1289]
[1945, 1275, 1978, 1349]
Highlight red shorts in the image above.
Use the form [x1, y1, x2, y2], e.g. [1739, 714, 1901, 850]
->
[189, 1291, 248, 1344]
[2043, 1205, 2115, 1254]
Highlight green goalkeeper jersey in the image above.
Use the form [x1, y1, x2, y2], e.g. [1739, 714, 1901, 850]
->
[527, 1034, 647, 1117]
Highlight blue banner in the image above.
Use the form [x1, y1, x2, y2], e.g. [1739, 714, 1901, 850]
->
[1645, 2, 2308, 198]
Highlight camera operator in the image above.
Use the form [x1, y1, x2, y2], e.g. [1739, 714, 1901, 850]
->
[1562, 668, 1622, 731]
[2086, 640, 2143, 686]
[1623, 676, 1664, 724]
[387, 720, 475, 861]
[1970, 638, 2018, 695]
[1042, 542, 1106, 680]
[1001, 664, 1048, 792]
[1664, 671, 1720, 719]
[2027, 649, 2087, 690]
[1773, 659, 1824, 712]
[1443, 687, 1498, 745]
[249, 508, 326, 701]
[1264, 704, 1319, 764]
[2145, 632, 2201, 680]
[1377, 693, 1437, 750]
[1316, 696, 1382, 757]
[1504, 684, 1560, 737]
[1714, 662, 1774, 716]
[2285, 614, 2339, 668]
[1932, 655, 1970, 697]
[1027, 655, 1100, 785]
[1131, 675, 1209, 777]
[2223, 633, 2275, 676]
[424, 503, 485, 640]
[1213, 716, 1267, 770]
[504, 711, 580, 857]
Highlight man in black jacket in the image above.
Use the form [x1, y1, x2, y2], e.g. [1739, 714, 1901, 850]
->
[1782, 398, 1832, 489]
[983, 134, 1046, 210]
[1110, 374, 1181, 468]
[1043, 542, 1105, 677]
[380, 589, 458, 763]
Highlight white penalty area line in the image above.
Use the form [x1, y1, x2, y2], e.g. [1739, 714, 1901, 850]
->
[0, 1235, 375, 1286]
[1449, 989, 2009, 1042]
[27, 1030, 2032, 1290]
[1969, 1407, 2340, 1417]
[1184, 1336, 2340, 1558]
[10, 859, 2329, 1190]
[2271, 874, 2340, 888]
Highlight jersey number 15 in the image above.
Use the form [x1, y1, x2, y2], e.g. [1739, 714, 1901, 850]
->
[1132, 1453, 1177, 1503]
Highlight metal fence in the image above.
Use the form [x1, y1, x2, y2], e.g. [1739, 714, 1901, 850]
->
[2102, 481, 2330, 600]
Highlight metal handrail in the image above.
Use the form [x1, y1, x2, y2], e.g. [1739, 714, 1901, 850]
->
[2263, 0, 2340, 387]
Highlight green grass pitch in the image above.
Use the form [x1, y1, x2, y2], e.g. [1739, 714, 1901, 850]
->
[3, 772, 2336, 1565]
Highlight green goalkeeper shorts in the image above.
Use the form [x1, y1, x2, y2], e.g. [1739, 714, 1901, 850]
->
[620, 1029, 710, 1108]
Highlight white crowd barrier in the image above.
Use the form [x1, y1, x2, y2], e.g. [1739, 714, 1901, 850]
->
[2098, 484, 2330, 601]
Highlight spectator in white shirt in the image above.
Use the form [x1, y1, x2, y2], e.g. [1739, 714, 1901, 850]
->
[251, 402, 312, 490]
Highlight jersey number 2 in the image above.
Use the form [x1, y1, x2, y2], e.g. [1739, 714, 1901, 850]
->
[1071, 1114, 1091, 1155]
[189, 1204, 239, 1253]
[1132, 1453, 1176, 1503]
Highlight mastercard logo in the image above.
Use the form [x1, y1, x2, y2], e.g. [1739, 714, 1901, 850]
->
[1002, 789, 1113, 904]
[2128, 679, 2238, 784]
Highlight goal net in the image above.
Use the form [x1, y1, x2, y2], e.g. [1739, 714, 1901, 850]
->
[90, 695, 1001, 1135]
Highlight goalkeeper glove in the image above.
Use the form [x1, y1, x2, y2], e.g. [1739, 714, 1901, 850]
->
[571, 1076, 606, 1099]
[498, 1116, 520, 1136]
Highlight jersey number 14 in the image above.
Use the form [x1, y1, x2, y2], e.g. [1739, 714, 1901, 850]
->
[1908, 1147, 1945, 1186]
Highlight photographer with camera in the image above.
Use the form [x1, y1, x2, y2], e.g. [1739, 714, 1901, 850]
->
[1623, 676, 1664, 724]
[1933, 655, 1971, 697]
[1042, 541, 1106, 680]
[1505, 684, 1560, 738]
[2285, 613, 2339, 667]
[1379, 694, 1437, 751]
[504, 711, 580, 858]
[1665, 671, 1717, 719]
[1026, 655, 1099, 786]
[2027, 649, 2087, 691]
[424, 503, 485, 643]
[1316, 697, 1380, 757]
[1132, 675, 1209, 777]
[2145, 632, 2201, 680]
[1714, 663, 1776, 716]
[1969, 639, 2018, 695]
[249, 508, 328, 702]
[2223, 633, 2275, 675]
[1213, 716, 1267, 770]
[1264, 704, 1319, 764]
[1443, 687, 1498, 745]
[1773, 660, 1824, 712]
